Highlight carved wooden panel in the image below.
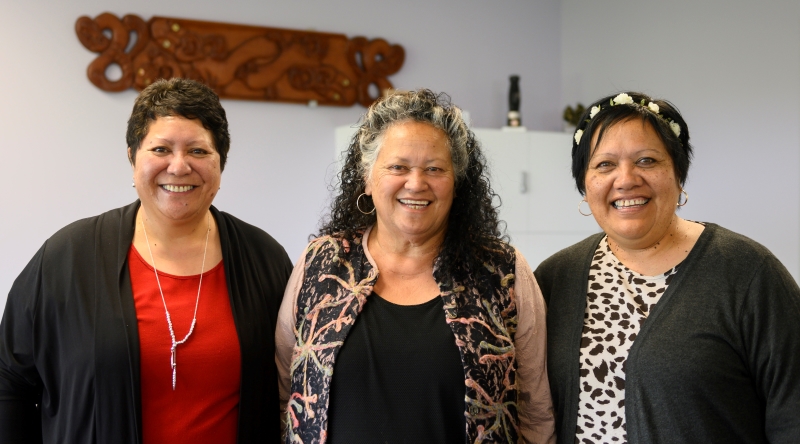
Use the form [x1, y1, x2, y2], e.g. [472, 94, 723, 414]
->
[75, 13, 405, 107]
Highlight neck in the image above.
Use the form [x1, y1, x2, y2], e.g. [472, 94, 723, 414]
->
[609, 215, 679, 255]
[137, 206, 212, 247]
[365, 224, 444, 305]
[607, 216, 701, 275]
[368, 224, 443, 263]
[133, 206, 221, 276]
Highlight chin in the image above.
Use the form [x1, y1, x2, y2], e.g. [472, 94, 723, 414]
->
[609, 225, 655, 243]
[157, 204, 206, 220]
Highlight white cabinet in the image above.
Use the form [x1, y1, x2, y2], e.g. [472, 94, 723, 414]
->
[475, 129, 599, 267]
[334, 126, 600, 268]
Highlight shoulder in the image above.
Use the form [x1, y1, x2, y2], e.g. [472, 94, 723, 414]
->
[42, 202, 137, 256]
[701, 223, 774, 260]
[534, 233, 603, 278]
[215, 209, 285, 254]
[215, 210, 294, 280]
[692, 223, 781, 275]
[532, 233, 602, 306]
[688, 223, 794, 288]
[470, 238, 517, 271]
[304, 231, 366, 260]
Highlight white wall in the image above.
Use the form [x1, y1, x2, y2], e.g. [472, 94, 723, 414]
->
[561, 0, 800, 280]
[0, 0, 562, 310]
[5, 0, 799, 315]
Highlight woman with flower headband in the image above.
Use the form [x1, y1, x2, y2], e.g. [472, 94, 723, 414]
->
[535, 92, 800, 443]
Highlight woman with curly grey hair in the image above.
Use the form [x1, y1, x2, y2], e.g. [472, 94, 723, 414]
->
[276, 89, 555, 443]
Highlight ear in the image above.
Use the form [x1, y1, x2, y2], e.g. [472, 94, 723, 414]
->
[364, 177, 372, 196]
[127, 147, 135, 168]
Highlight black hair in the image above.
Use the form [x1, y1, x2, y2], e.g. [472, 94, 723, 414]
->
[126, 78, 231, 170]
[571, 92, 692, 195]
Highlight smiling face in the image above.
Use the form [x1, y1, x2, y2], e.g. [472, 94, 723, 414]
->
[130, 115, 221, 227]
[584, 118, 681, 250]
[365, 121, 455, 245]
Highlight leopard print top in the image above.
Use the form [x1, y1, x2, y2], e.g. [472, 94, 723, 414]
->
[575, 236, 680, 443]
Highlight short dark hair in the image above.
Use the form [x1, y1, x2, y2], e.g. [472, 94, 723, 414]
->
[126, 78, 231, 171]
[571, 91, 692, 196]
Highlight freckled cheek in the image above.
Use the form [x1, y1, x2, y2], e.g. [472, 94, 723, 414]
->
[584, 176, 606, 200]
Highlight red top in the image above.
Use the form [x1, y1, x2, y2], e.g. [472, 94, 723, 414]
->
[129, 245, 241, 444]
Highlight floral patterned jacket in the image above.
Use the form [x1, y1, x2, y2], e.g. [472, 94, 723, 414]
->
[283, 230, 521, 443]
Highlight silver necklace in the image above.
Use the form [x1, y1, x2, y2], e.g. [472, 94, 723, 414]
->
[141, 212, 211, 390]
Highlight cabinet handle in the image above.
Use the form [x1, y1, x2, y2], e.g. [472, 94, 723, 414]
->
[520, 171, 528, 194]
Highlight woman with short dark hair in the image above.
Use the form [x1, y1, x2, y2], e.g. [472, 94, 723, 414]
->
[0, 78, 292, 443]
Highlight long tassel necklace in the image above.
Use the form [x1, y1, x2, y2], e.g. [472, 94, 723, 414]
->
[141, 212, 211, 390]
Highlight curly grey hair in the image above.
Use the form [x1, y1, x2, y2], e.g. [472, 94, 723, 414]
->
[321, 88, 504, 278]
[356, 89, 470, 182]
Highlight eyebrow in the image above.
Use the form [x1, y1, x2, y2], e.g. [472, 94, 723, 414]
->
[146, 137, 212, 146]
[383, 155, 450, 163]
[592, 147, 664, 157]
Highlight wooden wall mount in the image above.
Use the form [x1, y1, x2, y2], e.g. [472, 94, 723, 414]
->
[75, 13, 405, 107]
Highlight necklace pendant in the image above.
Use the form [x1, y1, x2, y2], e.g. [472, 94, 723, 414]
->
[171, 346, 177, 390]
[141, 212, 211, 392]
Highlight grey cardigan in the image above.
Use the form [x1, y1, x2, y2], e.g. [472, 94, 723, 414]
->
[534, 223, 800, 443]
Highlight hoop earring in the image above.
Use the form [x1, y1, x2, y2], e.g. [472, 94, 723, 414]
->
[578, 198, 592, 216]
[356, 193, 375, 215]
[677, 189, 689, 207]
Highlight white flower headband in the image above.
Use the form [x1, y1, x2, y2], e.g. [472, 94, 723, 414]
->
[574, 93, 682, 145]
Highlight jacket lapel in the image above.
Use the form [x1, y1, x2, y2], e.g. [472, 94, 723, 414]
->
[93, 201, 142, 444]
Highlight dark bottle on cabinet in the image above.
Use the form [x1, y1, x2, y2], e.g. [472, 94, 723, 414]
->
[507, 75, 521, 127]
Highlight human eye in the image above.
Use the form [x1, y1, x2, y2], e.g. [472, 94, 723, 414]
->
[637, 157, 656, 167]
[594, 160, 614, 171]
[387, 164, 407, 172]
[150, 146, 169, 154]
[189, 147, 210, 155]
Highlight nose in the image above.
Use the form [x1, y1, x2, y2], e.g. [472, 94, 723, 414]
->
[167, 152, 192, 176]
[615, 163, 642, 190]
[404, 168, 429, 192]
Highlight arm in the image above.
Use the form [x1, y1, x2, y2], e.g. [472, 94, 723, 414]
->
[0, 247, 45, 444]
[514, 250, 556, 444]
[744, 255, 800, 443]
[275, 252, 306, 429]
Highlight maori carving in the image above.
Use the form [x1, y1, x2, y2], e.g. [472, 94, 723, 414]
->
[75, 13, 405, 107]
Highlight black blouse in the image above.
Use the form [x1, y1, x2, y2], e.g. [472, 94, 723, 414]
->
[327, 294, 466, 443]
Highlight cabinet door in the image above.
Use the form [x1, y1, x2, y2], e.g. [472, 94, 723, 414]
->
[527, 132, 600, 233]
[474, 129, 530, 234]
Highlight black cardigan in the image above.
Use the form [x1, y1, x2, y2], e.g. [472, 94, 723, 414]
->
[0, 201, 293, 443]
[534, 223, 800, 443]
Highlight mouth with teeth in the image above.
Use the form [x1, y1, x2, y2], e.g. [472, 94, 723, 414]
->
[161, 184, 196, 193]
[398, 199, 431, 210]
[613, 198, 649, 209]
